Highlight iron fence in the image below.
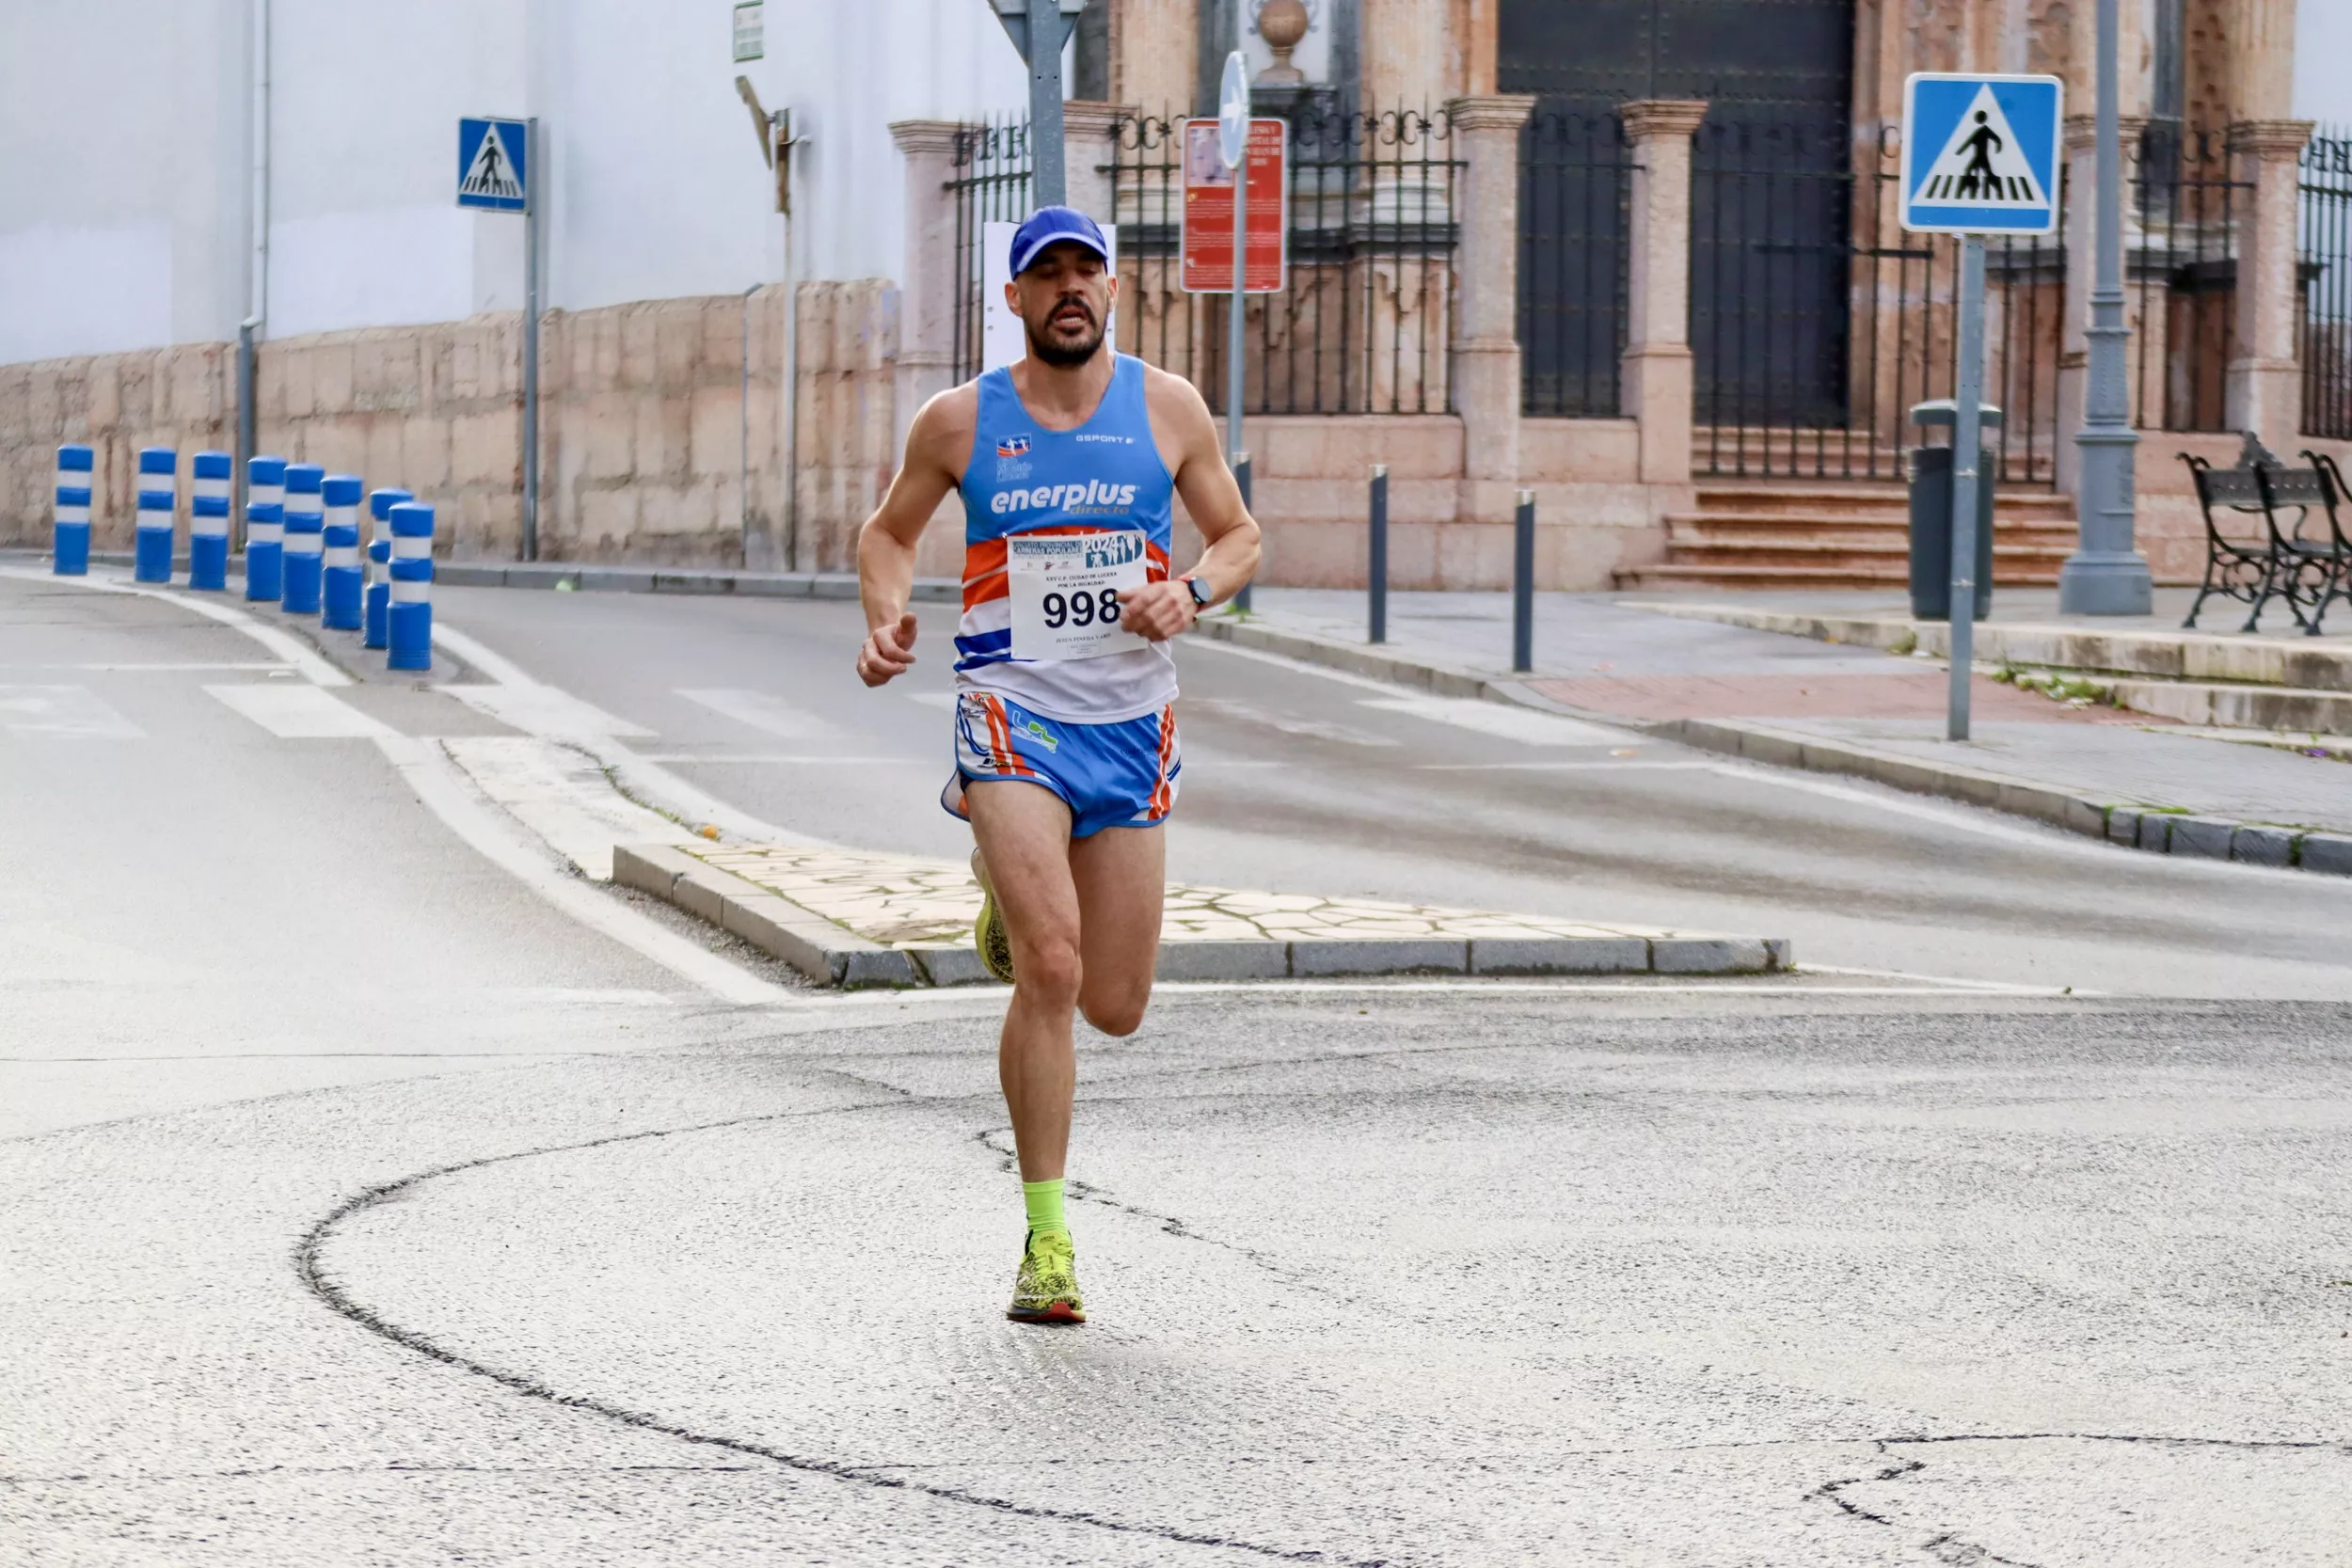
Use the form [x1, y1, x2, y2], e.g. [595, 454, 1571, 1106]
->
[948, 117, 1034, 386]
[1104, 103, 1463, 415]
[2132, 124, 2250, 433]
[1687, 122, 2067, 486]
[2301, 127, 2352, 439]
[1517, 111, 1631, 418]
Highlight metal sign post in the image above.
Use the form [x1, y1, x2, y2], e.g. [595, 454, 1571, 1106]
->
[1898, 71, 2062, 742]
[458, 116, 539, 560]
[1222, 51, 1248, 493]
[1947, 239, 1987, 739]
[991, 0, 1087, 208]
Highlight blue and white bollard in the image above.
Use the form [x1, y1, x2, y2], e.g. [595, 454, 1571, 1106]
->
[135, 448, 176, 582]
[387, 501, 435, 673]
[281, 463, 326, 615]
[189, 451, 233, 591]
[53, 445, 93, 576]
[322, 475, 364, 629]
[364, 486, 412, 650]
[245, 456, 286, 602]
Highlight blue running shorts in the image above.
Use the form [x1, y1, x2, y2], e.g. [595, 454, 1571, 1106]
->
[943, 692, 1181, 839]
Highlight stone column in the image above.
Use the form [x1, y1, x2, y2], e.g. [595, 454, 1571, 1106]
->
[1619, 100, 1708, 487]
[1445, 93, 1537, 485]
[1113, 0, 1197, 117]
[1062, 100, 1125, 225]
[2233, 0, 2296, 122]
[890, 119, 964, 442]
[2227, 119, 2315, 442]
[1362, 0, 1449, 110]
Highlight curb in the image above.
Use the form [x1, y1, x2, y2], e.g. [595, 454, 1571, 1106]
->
[614, 844, 1792, 989]
[1197, 613, 2352, 882]
[1636, 601, 2352, 731]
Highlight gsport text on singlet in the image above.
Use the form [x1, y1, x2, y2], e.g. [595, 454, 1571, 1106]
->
[954, 354, 1179, 723]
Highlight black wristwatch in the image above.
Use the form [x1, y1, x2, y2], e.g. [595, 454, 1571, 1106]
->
[1185, 576, 1214, 610]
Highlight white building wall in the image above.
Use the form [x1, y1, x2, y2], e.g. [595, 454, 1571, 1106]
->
[0, 0, 1034, 365]
[2295, 0, 2352, 130]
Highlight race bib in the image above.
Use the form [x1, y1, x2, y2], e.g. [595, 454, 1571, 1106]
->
[1008, 531, 1150, 661]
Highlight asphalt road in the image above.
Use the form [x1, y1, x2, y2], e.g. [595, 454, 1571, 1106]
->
[4, 569, 2348, 1566]
[432, 583, 2352, 999]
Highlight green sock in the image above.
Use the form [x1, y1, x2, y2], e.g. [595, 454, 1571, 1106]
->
[1023, 1178, 1068, 1237]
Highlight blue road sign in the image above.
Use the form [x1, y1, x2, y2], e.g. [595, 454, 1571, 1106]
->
[1900, 73, 2062, 235]
[457, 118, 529, 212]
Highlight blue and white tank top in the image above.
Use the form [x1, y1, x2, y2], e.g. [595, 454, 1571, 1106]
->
[954, 354, 1179, 723]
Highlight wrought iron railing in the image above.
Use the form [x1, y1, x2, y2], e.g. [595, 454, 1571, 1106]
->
[1517, 111, 1631, 418]
[2131, 124, 2250, 433]
[2300, 127, 2352, 439]
[948, 117, 1034, 386]
[1104, 103, 1464, 415]
[1687, 121, 2067, 486]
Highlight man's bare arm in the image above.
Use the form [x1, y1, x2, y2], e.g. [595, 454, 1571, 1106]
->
[854, 387, 975, 686]
[1118, 368, 1263, 641]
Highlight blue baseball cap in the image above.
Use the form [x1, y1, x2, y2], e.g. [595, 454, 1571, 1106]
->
[1009, 206, 1110, 276]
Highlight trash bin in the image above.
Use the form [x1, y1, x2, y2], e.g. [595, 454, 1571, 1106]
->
[1907, 399, 2000, 623]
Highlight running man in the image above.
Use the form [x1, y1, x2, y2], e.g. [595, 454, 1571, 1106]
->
[853, 206, 1262, 1324]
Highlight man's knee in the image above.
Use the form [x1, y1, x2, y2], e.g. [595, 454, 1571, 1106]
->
[1080, 984, 1151, 1038]
[1015, 935, 1084, 1006]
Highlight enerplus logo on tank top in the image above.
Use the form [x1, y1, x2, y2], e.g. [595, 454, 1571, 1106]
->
[988, 476, 1143, 517]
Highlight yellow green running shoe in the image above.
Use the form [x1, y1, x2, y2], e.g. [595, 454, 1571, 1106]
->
[1007, 1227, 1085, 1324]
[970, 847, 1016, 985]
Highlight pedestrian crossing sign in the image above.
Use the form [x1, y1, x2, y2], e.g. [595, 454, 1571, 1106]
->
[1900, 73, 2062, 235]
[457, 118, 529, 213]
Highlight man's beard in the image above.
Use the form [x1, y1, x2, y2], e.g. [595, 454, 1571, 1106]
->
[1028, 306, 1104, 368]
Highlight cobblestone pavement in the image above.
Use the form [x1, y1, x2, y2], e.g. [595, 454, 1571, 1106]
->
[688, 842, 1704, 949]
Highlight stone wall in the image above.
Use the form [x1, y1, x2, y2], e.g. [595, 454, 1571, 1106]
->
[0, 284, 904, 571]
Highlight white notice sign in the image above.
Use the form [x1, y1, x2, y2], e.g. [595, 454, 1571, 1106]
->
[1007, 531, 1149, 661]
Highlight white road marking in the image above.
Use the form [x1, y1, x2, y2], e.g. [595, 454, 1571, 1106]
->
[441, 736, 700, 880]
[1358, 694, 1632, 746]
[677, 688, 842, 739]
[633, 753, 928, 766]
[0, 566, 351, 686]
[1414, 760, 1718, 772]
[442, 683, 658, 740]
[0, 685, 143, 738]
[902, 690, 958, 709]
[1803, 963, 2101, 996]
[1186, 696, 1401, 747]
[8, 661, 294, 673]
[426, 623, 538, 688]
[372, 734, 797, 1007]
[435, 620, 823, 847]
[205, 683, 393, 738]
[1187, 634, 1451, 694]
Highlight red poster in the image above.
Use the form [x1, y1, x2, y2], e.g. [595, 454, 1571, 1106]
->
[1180, 118, 1288, 294]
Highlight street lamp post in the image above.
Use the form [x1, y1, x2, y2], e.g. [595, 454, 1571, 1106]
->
[2058, 0, 2153, 614]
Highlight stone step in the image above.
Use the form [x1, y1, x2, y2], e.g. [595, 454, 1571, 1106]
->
[2107, 678, 2352, 735]
[1613, 562, 2065, 590]
[1665, 513, 2078, 545]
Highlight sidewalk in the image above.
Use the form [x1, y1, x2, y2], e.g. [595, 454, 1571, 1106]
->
[1215, 588, 2352, 872]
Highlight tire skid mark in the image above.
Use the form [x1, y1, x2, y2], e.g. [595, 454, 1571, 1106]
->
[295, 1100, 1400, 1567]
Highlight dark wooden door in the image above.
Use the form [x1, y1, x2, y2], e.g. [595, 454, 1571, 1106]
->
[1502, 0, 1856, 424]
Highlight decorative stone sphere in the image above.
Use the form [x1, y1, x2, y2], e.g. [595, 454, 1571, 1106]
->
[1258, 0, 1310, 53]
